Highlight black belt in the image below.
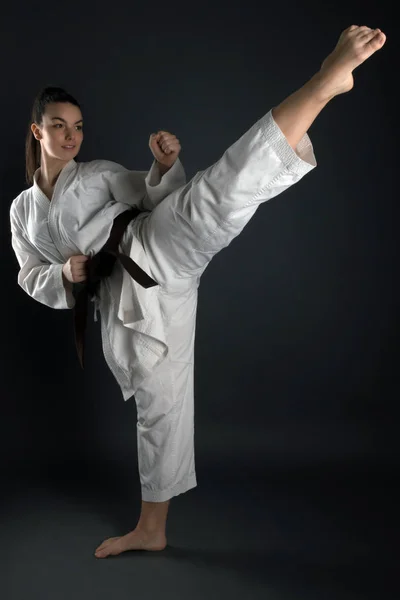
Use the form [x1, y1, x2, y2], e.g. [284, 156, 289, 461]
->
[73, 208, 158, 369]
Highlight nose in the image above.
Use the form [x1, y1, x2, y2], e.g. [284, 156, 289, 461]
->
[65, 128, 76, 141]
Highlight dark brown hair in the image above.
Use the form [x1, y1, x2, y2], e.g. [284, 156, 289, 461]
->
[25, 86, 81, 185]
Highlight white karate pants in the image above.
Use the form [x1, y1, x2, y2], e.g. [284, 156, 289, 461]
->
[134, 109, 316, 502]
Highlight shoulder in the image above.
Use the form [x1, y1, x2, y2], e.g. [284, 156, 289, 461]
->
[10, 188, 32, 225]
[76, 159, 128, 178]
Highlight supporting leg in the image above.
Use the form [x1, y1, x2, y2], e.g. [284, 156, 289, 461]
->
[94, 357, 195, 558]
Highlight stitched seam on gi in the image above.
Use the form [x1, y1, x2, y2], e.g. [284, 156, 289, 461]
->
[142, 472, 196, 497]
[167, 361, 179, 484]
[188, 169, 288, 249]
[169, 360, 194, 485]
[139, 339, 165, 355]
[252, 169, 290, 200]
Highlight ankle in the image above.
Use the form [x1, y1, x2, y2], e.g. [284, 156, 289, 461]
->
[136, 521, 166, 536]
[305, 72, 337, 104]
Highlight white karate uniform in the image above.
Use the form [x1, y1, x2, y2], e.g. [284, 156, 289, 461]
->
[10, 109, 316, 502]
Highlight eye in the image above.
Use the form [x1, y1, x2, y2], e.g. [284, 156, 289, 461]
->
[54, 124, 63, 128]
[76, 125, 83, 131]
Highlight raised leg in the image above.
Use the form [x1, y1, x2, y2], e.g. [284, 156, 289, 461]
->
[142, 26, 386, 285]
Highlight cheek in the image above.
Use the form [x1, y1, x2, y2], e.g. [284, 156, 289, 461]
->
[43, 129, 58, 145]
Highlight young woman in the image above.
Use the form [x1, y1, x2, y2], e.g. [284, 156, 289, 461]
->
[10, 25, 386, 558]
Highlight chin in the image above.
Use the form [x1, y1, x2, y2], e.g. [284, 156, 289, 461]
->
[60, 149, 80, 160]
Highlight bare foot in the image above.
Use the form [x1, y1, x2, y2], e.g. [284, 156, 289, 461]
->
[94, 527, 167, 558]
[315, 25, 386, 100]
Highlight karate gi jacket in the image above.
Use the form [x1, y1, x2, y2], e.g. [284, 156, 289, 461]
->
[10, 157, 187, 399]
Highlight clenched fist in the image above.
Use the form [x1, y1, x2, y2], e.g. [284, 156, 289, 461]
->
[62, 255, 89, 283]
[149, 130, 181, 171]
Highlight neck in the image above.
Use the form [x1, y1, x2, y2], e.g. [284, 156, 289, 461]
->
[38, 152, 71, 189]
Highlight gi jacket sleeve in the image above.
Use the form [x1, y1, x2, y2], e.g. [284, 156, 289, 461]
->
[10, 206, 75, 310]
[105, 158, 186, 211]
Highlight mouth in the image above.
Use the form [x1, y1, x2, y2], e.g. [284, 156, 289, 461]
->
[62, 145, 76, 150]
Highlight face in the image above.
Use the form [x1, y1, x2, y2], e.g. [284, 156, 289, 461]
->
[31, 102, 84, 163]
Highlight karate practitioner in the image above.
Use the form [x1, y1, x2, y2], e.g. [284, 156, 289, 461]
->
[9, 26, 386, 558]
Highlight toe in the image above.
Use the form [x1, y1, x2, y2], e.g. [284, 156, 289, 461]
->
[101, 540, 123, 557]
[371, 31, 386, 48]
[95, 536, 121, 553]
[95, 544, 115, 558]
[360, 29, 377, 40]
[95, 538, 125, 558]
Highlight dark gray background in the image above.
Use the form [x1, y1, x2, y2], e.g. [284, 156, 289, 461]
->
[1, 1, 397, 599]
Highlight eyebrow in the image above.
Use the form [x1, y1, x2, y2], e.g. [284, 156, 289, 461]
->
[51, 117, 83, 124]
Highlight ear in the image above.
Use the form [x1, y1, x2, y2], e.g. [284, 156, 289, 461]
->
[31, 123, 41, 140]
